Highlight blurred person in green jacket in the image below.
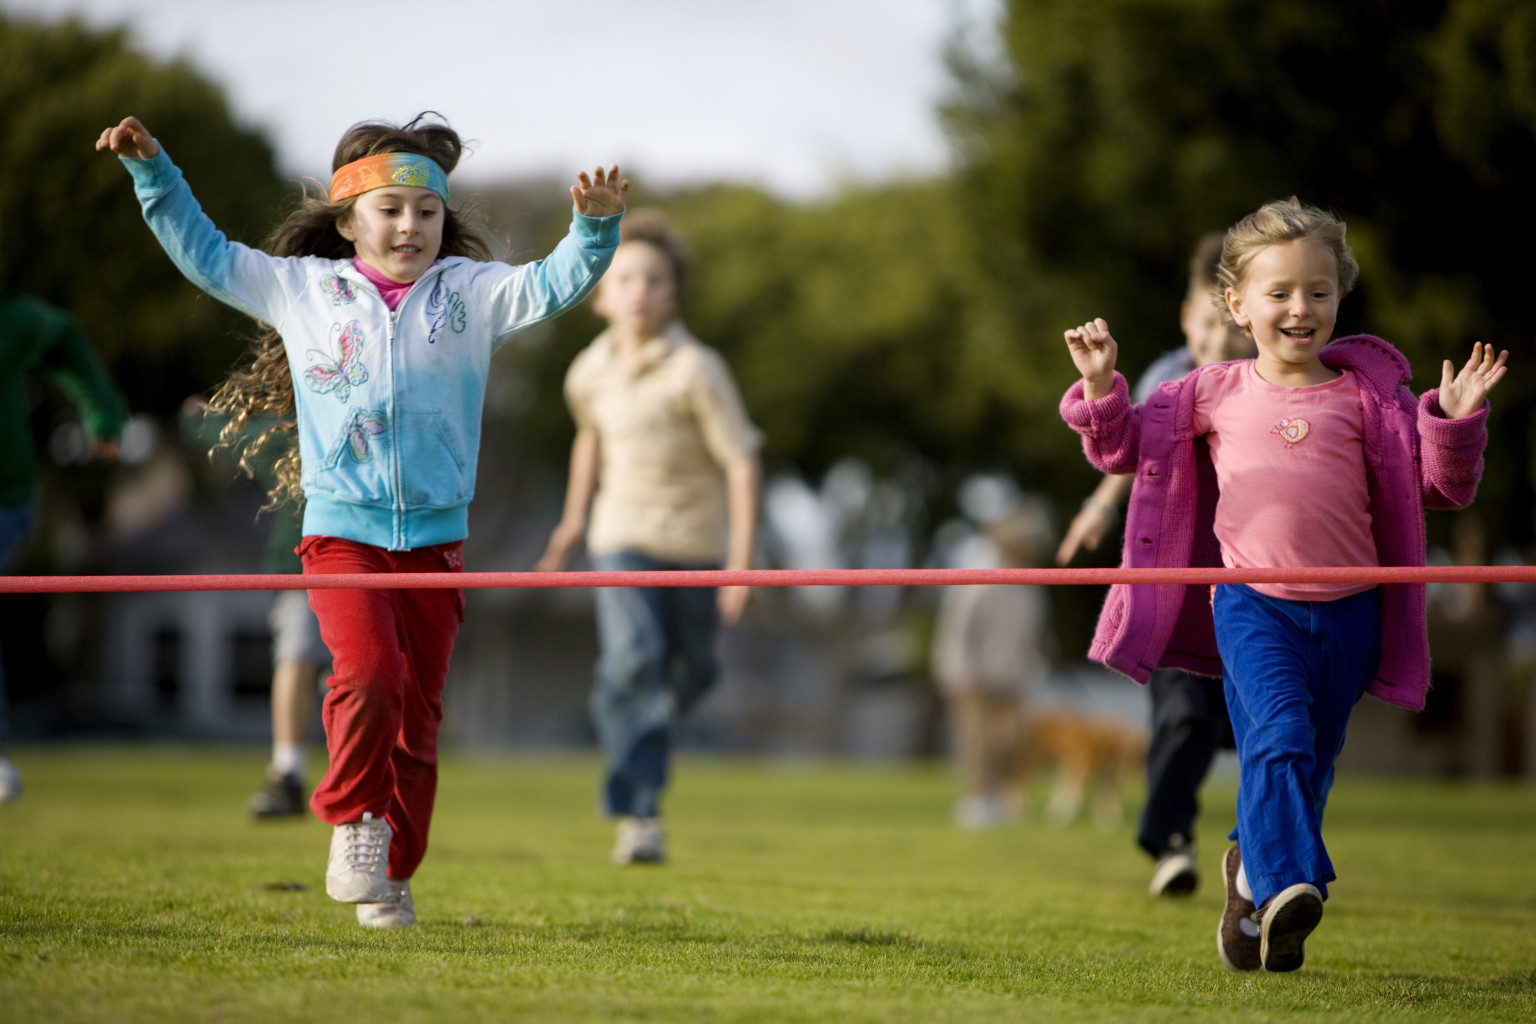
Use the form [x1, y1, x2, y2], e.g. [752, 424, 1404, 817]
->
[0, 262, 126, 802]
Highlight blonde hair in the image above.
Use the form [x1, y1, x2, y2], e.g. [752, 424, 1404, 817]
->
[1213, 197, 1359, 320]
[208, 113, 490, 509]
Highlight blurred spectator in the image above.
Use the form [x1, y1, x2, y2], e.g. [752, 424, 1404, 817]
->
[1, 237, 126, 800]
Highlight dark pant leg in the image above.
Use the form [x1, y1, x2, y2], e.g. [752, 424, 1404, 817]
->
[1136, 668, 1231, 858]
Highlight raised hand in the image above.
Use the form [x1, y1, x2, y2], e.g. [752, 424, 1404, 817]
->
[95, 116, 159, 159]
[1438, 341, 1509, 419]
[1064, 318, 1119, 399]
[571, 164, 629, 217]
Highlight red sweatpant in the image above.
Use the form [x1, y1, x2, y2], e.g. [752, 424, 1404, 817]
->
[300, 535, 464, 881]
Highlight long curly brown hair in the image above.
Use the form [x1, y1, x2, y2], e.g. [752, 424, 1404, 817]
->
[208, 112, 491, 508]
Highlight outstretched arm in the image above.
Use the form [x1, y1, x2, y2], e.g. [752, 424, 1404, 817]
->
[485, 167, 628, 347]
[1437, 342, 1509, 420]
[95, 115, 300, 325]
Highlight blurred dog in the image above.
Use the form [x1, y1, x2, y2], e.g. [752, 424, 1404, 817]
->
[1019, 710, 1148, 830]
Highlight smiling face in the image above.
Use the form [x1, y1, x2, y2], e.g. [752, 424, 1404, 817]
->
[592, 240, 679, 340]
[1225, 238, 1341, 383]
[336, 185, 445, 283]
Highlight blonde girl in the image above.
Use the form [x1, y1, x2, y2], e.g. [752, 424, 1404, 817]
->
[1060, 198, 1507, 971]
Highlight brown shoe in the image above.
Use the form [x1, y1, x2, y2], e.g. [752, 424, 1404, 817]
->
[1258, 882, 1324, 972]
[1217, 845, 1261, 971]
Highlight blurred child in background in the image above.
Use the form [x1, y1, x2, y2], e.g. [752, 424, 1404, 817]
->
[1057, 234, 1254, 898]
[538, 211, 761, 867]
[931, 500, 1054, 828]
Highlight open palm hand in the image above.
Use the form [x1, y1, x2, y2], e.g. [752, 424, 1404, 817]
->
[1439, 342, 1509, 420]
[571, 164, 629, 217]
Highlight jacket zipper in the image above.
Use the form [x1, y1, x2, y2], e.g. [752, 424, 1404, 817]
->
[338, 262, 444, 551]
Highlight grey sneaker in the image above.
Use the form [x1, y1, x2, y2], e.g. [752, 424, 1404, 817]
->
[248, 767, 305, 819]
[357, 878, 415, 928]
[612, 816, 666, 866]
[1217, 845, 1261, 971]
[0, 755, 21, 805]
[1258, 882, 1324, 972]
[326, 812, 392, 903]
[1150, 841, 1199, 897]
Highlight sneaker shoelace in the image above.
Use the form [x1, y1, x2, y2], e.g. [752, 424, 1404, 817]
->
[341, 819, 389, 875]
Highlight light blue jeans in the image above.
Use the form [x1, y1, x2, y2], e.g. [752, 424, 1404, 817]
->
[0, 503, 37, 741]
[590, 551, 720, 818]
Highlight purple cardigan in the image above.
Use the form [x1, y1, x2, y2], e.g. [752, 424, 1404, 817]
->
[1059, 334, 1489, 710]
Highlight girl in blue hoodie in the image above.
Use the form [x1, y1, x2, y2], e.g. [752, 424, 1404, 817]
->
[99, 112, 626, 928]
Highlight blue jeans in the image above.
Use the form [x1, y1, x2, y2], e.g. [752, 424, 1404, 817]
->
[1215, 584, 1380, 909]
[590, 551, 720, 818]
[0, 503, 36, 741]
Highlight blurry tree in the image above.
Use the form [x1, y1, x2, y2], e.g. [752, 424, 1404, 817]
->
[944, 0, 1536, 546]
[0, 13, 290, 415]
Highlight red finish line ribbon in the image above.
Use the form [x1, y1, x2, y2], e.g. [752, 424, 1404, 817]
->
[0, 566, 1533, 593]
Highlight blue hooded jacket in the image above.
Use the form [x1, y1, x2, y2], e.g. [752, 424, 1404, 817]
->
[124, 148, 619, 550]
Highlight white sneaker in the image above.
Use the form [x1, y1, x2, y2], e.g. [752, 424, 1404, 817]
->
[612, 816, 666, 865]
[356, 878, 415, 928]
[0, 756, 21, 804]
[326, 812, 392, 903]
[1150, 843, 1199, 897]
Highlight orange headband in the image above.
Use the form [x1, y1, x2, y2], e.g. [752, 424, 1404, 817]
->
[329, 152, 450, 204]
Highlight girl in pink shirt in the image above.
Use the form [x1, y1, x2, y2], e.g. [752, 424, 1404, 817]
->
[1062, 198, 1508, 973]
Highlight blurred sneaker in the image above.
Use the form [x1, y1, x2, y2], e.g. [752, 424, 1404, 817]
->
[1150, 841, 1199, 897]
[0, 755, 20, 805]
[1217, 845, 1261, 971]
[1258, 882, 1324, 972]
[247, 766, 305, 819]
[357, 878, 415, 929]
[952, 795, 1009, 830]
[612, 816, 666, 866]
[326, 812, 392, 903]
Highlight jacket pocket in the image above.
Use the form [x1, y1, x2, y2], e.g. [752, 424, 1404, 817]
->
[397, 406, 470, 507]
[312, 407, 392, 503]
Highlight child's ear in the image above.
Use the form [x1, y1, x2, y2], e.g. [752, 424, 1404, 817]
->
[335, 211, 356, 243]
[1224, 288, 1248, 327]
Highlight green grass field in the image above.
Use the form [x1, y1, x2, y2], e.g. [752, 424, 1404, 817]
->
[2, 746, 1534, 1023]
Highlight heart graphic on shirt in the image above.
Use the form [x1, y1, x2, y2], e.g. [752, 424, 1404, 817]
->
[1271, 417, 1311, 446]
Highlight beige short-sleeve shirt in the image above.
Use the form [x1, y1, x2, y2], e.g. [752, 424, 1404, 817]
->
[566, 323, 762, 564]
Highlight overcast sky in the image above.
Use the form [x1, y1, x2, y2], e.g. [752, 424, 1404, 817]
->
[6, 0, 1000, 198]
